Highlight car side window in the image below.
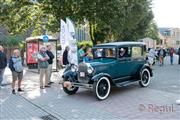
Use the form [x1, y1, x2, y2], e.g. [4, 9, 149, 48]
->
[94, 48, 103, 58]
[132, 46, 142, 58]
[105, 48, 116, 58]
[119, 47, 131, 58]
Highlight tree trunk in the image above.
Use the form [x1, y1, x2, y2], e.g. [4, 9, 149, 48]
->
[89, 22, 96, 45]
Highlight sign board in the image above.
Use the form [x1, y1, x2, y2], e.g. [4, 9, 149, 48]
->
[43, 35, 49, 42]
[27, 43, 38, 64]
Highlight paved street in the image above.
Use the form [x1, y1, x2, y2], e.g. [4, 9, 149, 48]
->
[0, 55, 180, 120]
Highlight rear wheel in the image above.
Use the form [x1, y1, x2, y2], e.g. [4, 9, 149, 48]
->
[93, 77, 111, 100]
[62, 81, 79, 95]
[139, 68, 151, 87]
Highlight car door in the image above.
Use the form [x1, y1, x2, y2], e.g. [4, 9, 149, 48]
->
[131, 45, 146, 75]
[116, 46, 134, 79]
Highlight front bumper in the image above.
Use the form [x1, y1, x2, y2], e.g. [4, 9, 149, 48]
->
[67, 82, 93, 89]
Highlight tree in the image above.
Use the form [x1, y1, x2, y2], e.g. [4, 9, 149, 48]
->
[74, 0, 154, 43]
[7, 36, 22, 47]
[0, 0, 52, 35]
[145, 21, 160, 41]
[0, 0, 155, 44]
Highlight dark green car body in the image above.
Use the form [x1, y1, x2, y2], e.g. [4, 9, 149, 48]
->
[62, 42, 153, 100]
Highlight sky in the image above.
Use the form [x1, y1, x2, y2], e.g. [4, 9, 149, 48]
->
[152, 0, 180, 28]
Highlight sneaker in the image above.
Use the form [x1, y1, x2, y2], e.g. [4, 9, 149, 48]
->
[48, 82, 54, 85]
[45, 85, 51, 87]
[176, 99, 180, 105]
[18, 88, 24, 92]
[12, 90, 16, 94]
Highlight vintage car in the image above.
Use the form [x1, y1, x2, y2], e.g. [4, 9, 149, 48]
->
[62, 42, 153, 100]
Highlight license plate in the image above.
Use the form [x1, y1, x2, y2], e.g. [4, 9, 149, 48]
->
[80, 72, 85, 77]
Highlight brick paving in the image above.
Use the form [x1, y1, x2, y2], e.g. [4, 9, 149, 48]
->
[0, 55, 180, 120]
[0, 88, 49, 120]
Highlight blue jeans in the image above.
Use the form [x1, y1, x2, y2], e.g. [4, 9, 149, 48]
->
[0, 68, 5, 86]
[170, 55, 173, 65]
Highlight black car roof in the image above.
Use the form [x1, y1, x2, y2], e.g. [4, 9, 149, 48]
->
[94, 41, 146, 48]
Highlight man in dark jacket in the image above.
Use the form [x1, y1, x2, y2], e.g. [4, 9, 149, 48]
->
[46, 44, 54, 85]
[0, 45, 7, 88]
[62, 46, 70, 66]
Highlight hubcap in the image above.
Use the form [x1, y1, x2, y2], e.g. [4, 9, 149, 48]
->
[67, 86, 75, 91]
[142, 71, 149, 84]
[98, 79, 109, 97]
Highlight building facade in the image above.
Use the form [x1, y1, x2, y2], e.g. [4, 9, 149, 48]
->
[139, 37, 156, 49]
[159, 27, 180, 48]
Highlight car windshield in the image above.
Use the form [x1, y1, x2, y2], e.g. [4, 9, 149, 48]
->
[93, 47, 116, 59]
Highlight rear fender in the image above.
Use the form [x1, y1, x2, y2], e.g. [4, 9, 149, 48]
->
[139, 64, 153, 77]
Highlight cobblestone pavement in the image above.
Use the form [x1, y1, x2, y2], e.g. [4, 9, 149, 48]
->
[0, 55, 180, 120]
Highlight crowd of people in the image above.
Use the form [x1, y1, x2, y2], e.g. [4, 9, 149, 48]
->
[0, 44, 94, 93]
[62, 45, 93, 65]
[0, 44, 55, 94]
[147, 46, 180, 67]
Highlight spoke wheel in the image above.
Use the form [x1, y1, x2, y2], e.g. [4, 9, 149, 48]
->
[139, 68, 150, 87]
[93, 77, 111, 100]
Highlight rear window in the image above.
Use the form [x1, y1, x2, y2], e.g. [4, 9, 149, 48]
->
[132, 46, 142, 58]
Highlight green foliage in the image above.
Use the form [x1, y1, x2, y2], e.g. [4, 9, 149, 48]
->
[145, 21, 160, 41]
[77, 40, 93, 49]
[4, 35, 24, 49]
[81, 0, 155, 43]
[0, 0, 55, 36]
[0, 0, 156, 44]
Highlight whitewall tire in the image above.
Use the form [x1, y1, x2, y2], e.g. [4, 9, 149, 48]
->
[93, 77, 111, 100]
[139, 68, 151, 87]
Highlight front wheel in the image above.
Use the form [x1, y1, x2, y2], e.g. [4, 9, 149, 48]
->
[62, 81, 79, 95]
[93, 77, 111, 100]
[139, 68, 151, 87]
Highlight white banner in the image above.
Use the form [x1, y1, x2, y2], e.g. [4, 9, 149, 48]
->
[60, 19, 69, 52]
[66, 18, 76, 36]
[66, 18, 78, 65]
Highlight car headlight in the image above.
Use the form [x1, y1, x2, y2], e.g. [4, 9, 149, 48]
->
[71, 65, 78, 72]
[87, 67, 94, 74]
[85, 63, 94, 74]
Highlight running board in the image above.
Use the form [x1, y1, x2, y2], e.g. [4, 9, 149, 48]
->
[115, 80, 139, 87]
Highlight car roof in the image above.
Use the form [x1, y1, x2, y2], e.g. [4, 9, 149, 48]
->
[94, 41, 146, 48]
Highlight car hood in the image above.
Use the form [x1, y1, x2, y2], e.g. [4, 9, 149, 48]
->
[88, 58, 116, 67]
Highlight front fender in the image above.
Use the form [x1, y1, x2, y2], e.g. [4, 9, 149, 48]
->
[62, 70, 77, 82]
[91, 73, 112, 82]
